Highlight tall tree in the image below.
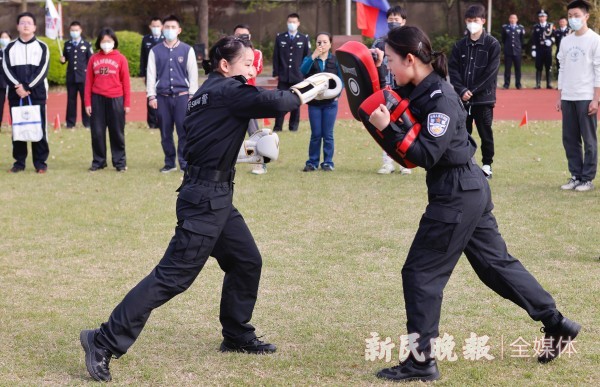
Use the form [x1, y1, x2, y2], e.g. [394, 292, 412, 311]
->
[198, 0, 208, 57]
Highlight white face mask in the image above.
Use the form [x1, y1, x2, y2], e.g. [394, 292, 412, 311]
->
[70, 31, 81, 40]
[0, 38, 9, 48]
[150, 27, 162, 36]
[466, 22, 482, 35]
[569, 17, 584, 31]
[100, 42, 114, 53]
[287, 23, 298, 32]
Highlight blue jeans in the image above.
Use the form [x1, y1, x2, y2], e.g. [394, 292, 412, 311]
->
[306, 101, 338, 168]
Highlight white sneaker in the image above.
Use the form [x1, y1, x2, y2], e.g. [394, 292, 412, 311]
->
[574, 180, 593, 192]
[251, 164, 267, 175]
[377, 164, 395, 174]
[398, 166, 412, 175]
[560, 177, 581, 190]
[481, 164, 492, 179]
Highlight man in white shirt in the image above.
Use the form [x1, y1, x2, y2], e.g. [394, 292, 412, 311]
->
[556, 0, 600, 192]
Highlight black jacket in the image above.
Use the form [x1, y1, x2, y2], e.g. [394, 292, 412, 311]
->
[2, 36, 49, 103]
[139, 34, 165, 78]
[183, 72, 301, 170]
[62, 39, 93, 84]
[272, 31, 310, 84]
[449, 31, 500, 106]
[501, 24, 525, 56]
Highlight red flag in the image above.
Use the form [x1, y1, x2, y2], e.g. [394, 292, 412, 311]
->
[355, 0, 390, 38]
[519, 111, 528, 127]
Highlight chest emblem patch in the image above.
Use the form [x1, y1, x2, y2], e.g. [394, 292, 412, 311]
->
[427, 113, 450, 137]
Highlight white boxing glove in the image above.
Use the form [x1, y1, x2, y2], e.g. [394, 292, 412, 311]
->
[291, 73, 343, 104]
[237, 129, 280, 164]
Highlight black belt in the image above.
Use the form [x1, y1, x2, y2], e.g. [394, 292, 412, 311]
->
[185, 165, 234, 182]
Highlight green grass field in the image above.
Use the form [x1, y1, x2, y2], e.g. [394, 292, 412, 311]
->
[0, 119, 598, 386]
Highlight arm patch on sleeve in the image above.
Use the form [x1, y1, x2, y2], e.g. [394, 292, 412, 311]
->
[427, 113, 450, 137]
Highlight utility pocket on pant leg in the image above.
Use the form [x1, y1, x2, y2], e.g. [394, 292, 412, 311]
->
[416, 204, 463, 253]
[173, 219, 220, 262]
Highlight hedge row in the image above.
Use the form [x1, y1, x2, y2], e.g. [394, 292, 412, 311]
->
[39, 31, 142, 86]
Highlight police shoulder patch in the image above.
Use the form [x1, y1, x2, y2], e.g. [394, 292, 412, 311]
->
[427, 112, 450, 137]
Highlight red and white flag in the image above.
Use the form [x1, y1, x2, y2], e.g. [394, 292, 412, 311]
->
[45, 0, 61, 40]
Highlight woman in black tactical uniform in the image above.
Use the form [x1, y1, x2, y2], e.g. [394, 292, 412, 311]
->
[368, 26, 580, 382]
[79, 36, 315, 382]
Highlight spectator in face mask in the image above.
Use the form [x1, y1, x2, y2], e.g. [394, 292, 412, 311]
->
[272, 12, 310, 132]
[60, 21, 93, 128]
[84, 28, 131, 173]
[140, 17, 164, 129]
[449, 3, 500, 179]
[146, 15, 198, 174]
[371, 5, 411, 176]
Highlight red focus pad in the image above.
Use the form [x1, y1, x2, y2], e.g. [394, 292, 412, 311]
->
[336, 41, 380, 120]
[358, 90, 422, 169]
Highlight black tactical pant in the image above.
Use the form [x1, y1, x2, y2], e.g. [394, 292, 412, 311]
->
[402, 162, 559, 358]
[535, 48, 553, 87]
[66, 82, 90, 128]
[96, 170, 262, 356]
[90, 94, 126, 169]
[466, 105, 495, 166]
[274, 81, 300, 131]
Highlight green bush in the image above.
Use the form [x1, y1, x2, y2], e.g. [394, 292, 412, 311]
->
[431, 33, 459, 57]
[115, 31, 142, 78]
[38, 37, 66, 86]
[38, 31, 142, 86]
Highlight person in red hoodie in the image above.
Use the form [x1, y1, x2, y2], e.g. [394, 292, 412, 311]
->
[85, 28, 131, 172]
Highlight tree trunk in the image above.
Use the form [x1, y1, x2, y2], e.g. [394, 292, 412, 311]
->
[198, 0, 209, 57]
[22, 0, 27, 12]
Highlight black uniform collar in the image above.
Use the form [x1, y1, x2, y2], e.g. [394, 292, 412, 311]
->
[408, 71, 442, 101]
[18, 36, 37, 45]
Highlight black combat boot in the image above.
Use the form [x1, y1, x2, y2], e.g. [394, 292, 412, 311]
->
[220, 336, 277, 354]
[546, 70, 553, 89]
[80, 329, 113, 382]
[535, 71, 542, 89]
[538, 316, 581, 363]
[376, 357, 440, 382]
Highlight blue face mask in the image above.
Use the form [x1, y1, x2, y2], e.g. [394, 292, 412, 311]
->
[163, 29, 178, 41]
[568, 17, 584, 31]
[70, 31, 81, 40]
[287, 23, 298, 33]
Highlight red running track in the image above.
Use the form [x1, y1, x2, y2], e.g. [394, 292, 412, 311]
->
[1, 88, 561, 126]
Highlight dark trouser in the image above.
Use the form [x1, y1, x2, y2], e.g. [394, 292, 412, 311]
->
[95, 173, 262, 357]
[9, 99, 49, 170]
[402, 162, 559, 359]
[503, 54, 522, 88]
[0, 86, 6, 125]
[90, 94, 126, 169]
[156, 94, 188, 170]
[561, 100, 598, 182]
[66, 82, 90, 128]
[307, 101, 338, 168]
[466, 104, 495, 166]
[535, 48, 553, 87]
[274, 81, 300, 131]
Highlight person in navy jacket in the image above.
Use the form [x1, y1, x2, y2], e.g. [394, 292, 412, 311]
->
[272, 12, 310, 131]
